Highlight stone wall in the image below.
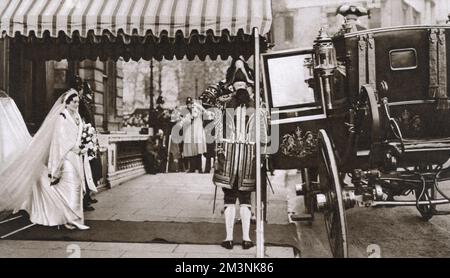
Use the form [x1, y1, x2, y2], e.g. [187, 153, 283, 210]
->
[272, 0, 441, 51]
[79, 59, 124, 132]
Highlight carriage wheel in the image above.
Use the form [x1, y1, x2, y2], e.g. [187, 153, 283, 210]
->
[415, 186, 437, 221]
[318, 129, 348, 258]
[356, 85, 381, 144]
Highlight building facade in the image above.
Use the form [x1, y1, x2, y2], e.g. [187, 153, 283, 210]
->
[272, 0, 447, 51]
[0, 46, 124, 134]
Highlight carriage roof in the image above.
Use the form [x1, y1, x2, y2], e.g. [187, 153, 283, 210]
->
[342, 24, 450, 38]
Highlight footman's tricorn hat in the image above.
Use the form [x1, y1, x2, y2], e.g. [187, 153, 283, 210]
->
[336, 4, 368, 19]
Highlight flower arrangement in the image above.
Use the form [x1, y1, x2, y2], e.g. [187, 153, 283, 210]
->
[80, 123, 99, 160]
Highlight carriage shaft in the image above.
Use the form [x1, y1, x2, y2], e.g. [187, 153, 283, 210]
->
[371, 199, 450, 207]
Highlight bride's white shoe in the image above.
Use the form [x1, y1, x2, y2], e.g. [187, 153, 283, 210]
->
[64, 224, 76, 230]
[71, 222, 90, 230]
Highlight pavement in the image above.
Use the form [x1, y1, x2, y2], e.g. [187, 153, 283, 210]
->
[290, 175, 450, 258]
[0, 170, 300, 258]
[4, 168, 449, 258]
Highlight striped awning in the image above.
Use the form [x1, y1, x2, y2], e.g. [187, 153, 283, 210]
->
[0, 0, 272, 38]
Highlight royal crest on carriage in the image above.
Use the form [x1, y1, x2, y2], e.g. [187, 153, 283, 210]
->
[280, 126, 318, 158]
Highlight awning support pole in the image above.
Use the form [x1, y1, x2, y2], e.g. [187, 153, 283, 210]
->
[254, 27, 264, 258]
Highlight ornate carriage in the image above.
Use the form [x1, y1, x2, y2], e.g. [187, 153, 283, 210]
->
[262, 9, 450, 257]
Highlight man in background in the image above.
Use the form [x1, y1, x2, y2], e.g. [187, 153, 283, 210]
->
[71, 76, 101, 211]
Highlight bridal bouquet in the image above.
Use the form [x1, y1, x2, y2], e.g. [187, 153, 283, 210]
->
[80, 123, 99, 160]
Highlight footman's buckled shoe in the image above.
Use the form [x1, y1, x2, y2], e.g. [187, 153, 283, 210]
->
[84, 206, 95, 211]
[242, 241, 254, 250]
[221, 240, 233, 250]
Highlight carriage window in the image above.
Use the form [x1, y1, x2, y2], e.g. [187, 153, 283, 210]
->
[262, 49, 327, 124]
[389, 48, 417, 70]
[265, 54, 316, 108]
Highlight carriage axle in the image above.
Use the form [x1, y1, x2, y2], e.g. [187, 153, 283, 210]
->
[315, 164, 450, 212]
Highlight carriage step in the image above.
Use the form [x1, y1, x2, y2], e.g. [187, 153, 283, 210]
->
[289, 213, 313, 222]
[388, 140, 450, 151]
[433, 210, 450, 216]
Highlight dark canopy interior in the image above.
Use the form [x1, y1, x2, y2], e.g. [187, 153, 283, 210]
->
[9, 29, 268, 61]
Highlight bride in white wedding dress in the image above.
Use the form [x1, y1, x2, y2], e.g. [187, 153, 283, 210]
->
[0, 89, 90, 230]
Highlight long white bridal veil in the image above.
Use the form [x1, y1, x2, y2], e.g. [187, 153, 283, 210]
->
[0, 92, 31, 172]
[0, 89, 77, 212]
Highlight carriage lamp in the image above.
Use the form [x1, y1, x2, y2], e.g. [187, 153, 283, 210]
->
[313, 28, 337, 110]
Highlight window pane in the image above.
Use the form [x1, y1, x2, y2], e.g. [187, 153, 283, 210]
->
[267, 54, 316, 107]
[390, 49, 417, 70]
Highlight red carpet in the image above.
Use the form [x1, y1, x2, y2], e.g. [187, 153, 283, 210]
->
[1, 215, 300, 252]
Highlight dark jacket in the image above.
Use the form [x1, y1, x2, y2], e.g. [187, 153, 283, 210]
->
[79, 97, 96, 127]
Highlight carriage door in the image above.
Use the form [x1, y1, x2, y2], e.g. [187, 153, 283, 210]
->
[261, 48, 326, 170]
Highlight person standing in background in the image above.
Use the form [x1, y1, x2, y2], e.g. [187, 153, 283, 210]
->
[72, 77, 101, 211]
[199, 85, 221, 174]
[179, 97, 207, 173]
